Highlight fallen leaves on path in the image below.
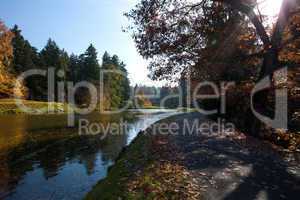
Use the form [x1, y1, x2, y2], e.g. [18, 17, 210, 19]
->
[127, 135, 201, 200]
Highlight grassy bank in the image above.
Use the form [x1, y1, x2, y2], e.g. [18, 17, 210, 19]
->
[141, 105, 161, 109]
[85, 133, 152, 200]
[0, 98, 72, 114]
[85, 118, 196, 200]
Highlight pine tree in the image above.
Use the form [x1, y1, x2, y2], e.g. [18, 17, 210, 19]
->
[68, 53, 81, 82]
[10, 25, 39, 75]
[40, 39, 63, 70]
[80, 44, 100, 81]
[102, 51, 111, 66]
[101, 53, 130, 108]
[39, 39, 69, 100]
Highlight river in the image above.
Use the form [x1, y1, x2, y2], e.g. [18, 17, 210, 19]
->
[0, 109, 178, 200]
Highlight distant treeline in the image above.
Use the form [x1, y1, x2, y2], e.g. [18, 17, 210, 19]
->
[132, 85, 188, 109]
[0, 23, 130, 109]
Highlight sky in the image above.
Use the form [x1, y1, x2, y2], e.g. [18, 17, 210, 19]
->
[0, 0, 161, 86]
[0, 0, 282, 87]
[257, 0, 283, 20]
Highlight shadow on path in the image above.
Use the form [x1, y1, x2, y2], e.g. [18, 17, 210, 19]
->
[168, 113, 300, 200]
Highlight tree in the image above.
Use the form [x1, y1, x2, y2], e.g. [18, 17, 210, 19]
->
[0, 21, 26, 98]
[159, 86, 180, 108]
[0, 21, 14, 70]
[10, 25, 39, 75]
[279, 9, 300, 67]
[126, 0, 300, 135]
[102, 51, 112, 65]
[39, 39, 69, 100]
[10, 25, 43, 99]
[127, 0, 299, 81]
[216, 0, 299, 81]
[111, 55, 131, 105]
[126, 0, 244, 81]
[134, 85, 153, 108]
[80, 44, 100, 81]
[101, 52, 131, 108]
[68, 53, 81, 82]
[40, 39, 64, 70]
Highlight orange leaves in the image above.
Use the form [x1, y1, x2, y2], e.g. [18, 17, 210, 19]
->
[0, 20, 14, 68]
[0, 20, 27, 98]
[128, 163, 182, 196]
[279, 8, 300, 63]
[125, 134, 201, 199]
[127, 161, 200, 200]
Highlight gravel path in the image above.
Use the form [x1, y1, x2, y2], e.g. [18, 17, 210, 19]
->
[158, 112, 300, 200]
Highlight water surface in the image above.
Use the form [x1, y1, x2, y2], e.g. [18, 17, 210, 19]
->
[0, 109, 177, 200]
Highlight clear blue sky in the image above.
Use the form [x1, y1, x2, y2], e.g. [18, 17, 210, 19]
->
[0, 0, 161, 86]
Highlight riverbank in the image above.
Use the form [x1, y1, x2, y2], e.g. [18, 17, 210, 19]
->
[85, 112, 300, 200]
[85, 120, 199, 199]
[0, 98, 72, 114]
[0, 109, 178, 200]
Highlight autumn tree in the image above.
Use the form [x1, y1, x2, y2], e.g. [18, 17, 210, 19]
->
[126, 0, 300, 135]
[0, 21, 26, 98]
[133, 85, 153, 108]
[0, 21, 14, 70]
[127, 0, 298, 81]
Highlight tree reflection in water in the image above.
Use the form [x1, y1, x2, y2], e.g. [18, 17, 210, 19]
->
[0, 112, 130, 199]
[0, 110, 176, 200]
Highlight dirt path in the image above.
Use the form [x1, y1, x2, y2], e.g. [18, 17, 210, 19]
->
[157, 112, 300, 200]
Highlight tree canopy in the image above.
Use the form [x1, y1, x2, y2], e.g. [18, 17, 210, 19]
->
[126, 0, 299, 82]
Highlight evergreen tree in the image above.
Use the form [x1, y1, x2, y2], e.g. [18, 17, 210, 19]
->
[2, 24, 131, 108]
[39, 39, 69, 100]
[40, 39, 63, 70]
[68, 53, 81, 82]
[101, 53, 130, 108]
[118, 61, 130, 105]
[102, 51, 111, 66]
[10, 25, 42, 99]
[80, 44, 100, 81]
[10, 25, 39, 75]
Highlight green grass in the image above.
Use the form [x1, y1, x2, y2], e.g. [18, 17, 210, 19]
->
[177, 107, 197, 112]
[0, 98, 73, 115]
[85, 133, 152, 200]
[141, 105, 161, 109]
[84, 116, 192, 200]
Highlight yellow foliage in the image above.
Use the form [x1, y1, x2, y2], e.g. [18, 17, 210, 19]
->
[279, 9, 300, 64]
[0, 20, 27, 98]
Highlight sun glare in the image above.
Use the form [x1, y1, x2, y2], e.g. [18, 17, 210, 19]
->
[259, 0, 284, 17]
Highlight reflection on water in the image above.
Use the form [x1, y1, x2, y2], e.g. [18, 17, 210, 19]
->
[0, 110, 177, 200]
